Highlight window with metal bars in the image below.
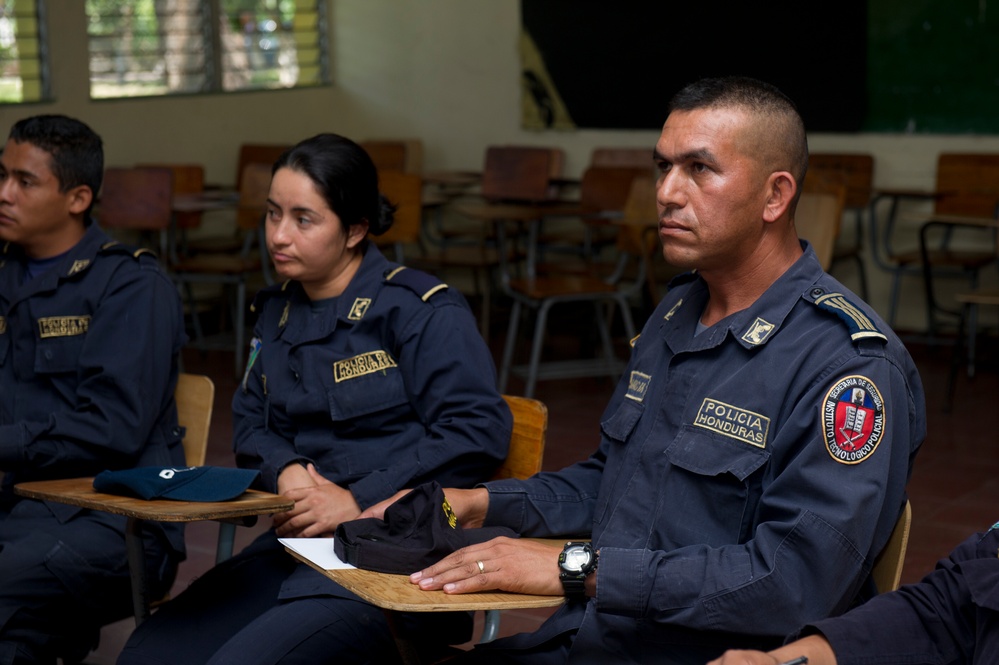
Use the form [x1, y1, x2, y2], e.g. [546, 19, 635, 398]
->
[0, 0, 49, 104]
[86, 0, 327, 100]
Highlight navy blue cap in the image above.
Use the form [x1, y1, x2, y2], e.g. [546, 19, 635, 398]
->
[334, 481, 516, 574]
[93, 466, 260, 502]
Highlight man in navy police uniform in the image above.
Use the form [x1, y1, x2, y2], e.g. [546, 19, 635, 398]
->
[365, 76, 927, 664]
[0, 115, 186, 664]
[711, 522, 999, 665]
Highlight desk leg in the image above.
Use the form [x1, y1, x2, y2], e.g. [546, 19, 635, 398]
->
[125, 517, 151, 626]
[382, 609, 425, 665]
[216, 522, 237, 564]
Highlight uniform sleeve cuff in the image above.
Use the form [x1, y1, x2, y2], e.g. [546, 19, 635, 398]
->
[593, 547, 649, 618]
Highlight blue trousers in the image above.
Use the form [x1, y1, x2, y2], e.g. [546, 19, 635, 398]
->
[118, 531, 472, 665]
[0, 497, 175, 665]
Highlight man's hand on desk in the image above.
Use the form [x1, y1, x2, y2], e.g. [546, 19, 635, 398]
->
[410, 537, 567, 597]
[359, 486, 491, 529]
[707, 634, 838, 665]
[274, 463, 360, 537]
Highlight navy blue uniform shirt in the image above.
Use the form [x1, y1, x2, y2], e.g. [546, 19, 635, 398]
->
[808, 525, 999, 665]
[482, 243, 925, 663]
[0, 222, 187, 554]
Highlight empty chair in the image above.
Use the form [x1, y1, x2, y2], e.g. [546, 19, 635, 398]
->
[372, 170, 423, 264]
[171, 162, 273, 377]
[796, 180, 847, 271]
[498, 176, 659, 398]
[870, 153, 999, 330]
[807, 153, 874, 298]
[96, 166, 174, 259]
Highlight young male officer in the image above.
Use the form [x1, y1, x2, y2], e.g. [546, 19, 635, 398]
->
[0, 115, 187, 663]
[364, 77, 927, 664]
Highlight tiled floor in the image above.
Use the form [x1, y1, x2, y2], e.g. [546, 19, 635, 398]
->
[86, 314, 999, 663]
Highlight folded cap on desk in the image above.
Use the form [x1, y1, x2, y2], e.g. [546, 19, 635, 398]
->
[93, 466, 260, 502]
[334, 480, 516, 574]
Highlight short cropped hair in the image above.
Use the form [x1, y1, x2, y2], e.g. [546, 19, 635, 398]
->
[8, 115, 104, 209]
[273, 133, 395, 236]
[669, 77, 809, 193]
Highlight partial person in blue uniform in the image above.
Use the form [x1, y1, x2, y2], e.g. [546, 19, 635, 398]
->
[710, 522, 999, 665]
[362, 77, 926, 664]
[118, 133, 512, 665]
[0, 115, 186, 664]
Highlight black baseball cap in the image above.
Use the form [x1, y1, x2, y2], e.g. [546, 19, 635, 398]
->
[334, 481, 516, 574]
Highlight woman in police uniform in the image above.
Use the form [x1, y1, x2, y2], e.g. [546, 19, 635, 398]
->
[119, 134, 512, 665]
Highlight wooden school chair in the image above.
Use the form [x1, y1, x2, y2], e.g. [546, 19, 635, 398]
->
[498, 176, 659, 399]
[871, 500, 912, 593]
[807, 153, 874, 298]
[171, 163, 273, 377]
[372, 170, 423, 264]
[96, 166, 174, 259]
[419, 146, 564, 337]
[796, 180, 847, 271]
[869, 153, 999, 330]
[479, 394, 549, 642]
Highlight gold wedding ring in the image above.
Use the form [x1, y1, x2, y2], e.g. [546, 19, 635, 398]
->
[476, 559, 485, 574]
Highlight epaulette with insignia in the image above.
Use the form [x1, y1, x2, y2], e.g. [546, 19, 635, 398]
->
[384, 266, 448, 302]
[811, 291, 887, 343]
[99, 241, 158, 261]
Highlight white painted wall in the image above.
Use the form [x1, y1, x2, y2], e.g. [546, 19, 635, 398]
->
[2, 0, 996, 329]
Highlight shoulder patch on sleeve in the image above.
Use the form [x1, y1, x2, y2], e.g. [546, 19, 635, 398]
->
[822, 374, 886, 464]
[811, 292, 887, 343]
[384, 266, 449, 302]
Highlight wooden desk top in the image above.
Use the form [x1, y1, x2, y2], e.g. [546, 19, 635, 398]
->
[285, 543, 566, 613]
[171, 190, 240, 213]
[15, 477, 292, 522]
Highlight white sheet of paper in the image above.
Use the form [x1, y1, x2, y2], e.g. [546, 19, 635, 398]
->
[279, 537, 356, 570]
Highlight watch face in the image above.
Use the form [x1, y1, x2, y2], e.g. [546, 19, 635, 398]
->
[562, 545, 591, 572]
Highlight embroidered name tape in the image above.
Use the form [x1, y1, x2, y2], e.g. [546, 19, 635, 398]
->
[694, 398, 770, 448]
[333, 350, 398, 382]
[625, 371, 651, 402]
[38, 316, 91, 338]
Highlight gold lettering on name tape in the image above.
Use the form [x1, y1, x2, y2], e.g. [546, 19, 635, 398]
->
[38, 316, 91, 338]
[0, 317, 6, 334]
[693, 398, 770, 448]
[333, 350, 398, 383]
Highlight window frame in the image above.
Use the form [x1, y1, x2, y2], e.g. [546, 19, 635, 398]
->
[85, 0, 330, 102]
[0, 0, 51, 105]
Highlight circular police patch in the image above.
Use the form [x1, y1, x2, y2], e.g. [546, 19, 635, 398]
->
[822, 375, 885, 465]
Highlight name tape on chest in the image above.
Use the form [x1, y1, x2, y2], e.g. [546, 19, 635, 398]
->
[625, 371, 651, 402]
[694, 398, 770, 448]
[38, 316, 91, 338]
[333, 350, 398, 383]
[822, 375, 885, 464]
[0, 317, 5, 334]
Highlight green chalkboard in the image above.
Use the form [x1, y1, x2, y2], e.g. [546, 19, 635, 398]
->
[868, 0, 999, 133]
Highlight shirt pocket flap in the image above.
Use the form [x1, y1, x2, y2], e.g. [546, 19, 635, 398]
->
[600, 398, 644, 443]
[327, 364, 409, 421]
[667, 427, 770, 482]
